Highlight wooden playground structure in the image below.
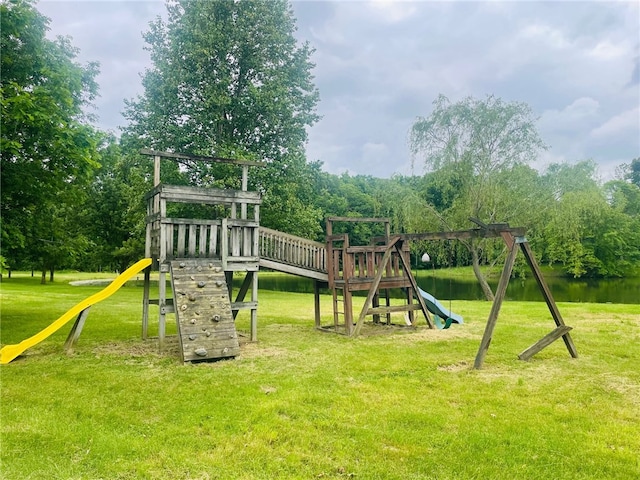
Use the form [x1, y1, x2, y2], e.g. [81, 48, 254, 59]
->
[140, 149, 577, 368]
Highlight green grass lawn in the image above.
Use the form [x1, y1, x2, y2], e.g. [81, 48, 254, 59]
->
[1, 272, 639, 479]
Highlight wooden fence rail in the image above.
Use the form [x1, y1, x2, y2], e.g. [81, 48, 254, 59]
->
[258, 227, 327, 273]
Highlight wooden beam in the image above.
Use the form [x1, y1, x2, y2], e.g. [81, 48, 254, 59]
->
[518, 326, 573, 361]
[366, 304, 425, 315]
[314, 280, 322, 328]
[474, 234, 519, 369]
[398, 227, 526, 242]
[140, 148, 263, 167]
[326, 216, 390, 223]
[64, 307, 91, 353]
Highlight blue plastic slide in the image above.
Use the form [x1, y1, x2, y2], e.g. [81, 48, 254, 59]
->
[416, 287, 464, 329]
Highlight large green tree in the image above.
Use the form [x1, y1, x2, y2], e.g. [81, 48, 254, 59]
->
[122, 0, 321, 237]
[409, 94, 547, 299]
[542, 160, 640, 277]
[1, 0, 100, 271]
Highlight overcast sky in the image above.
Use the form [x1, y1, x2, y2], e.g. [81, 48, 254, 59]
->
[38, 0, 639, 179]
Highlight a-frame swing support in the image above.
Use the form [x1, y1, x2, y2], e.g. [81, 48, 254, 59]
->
[401, 220, 578, 369]
[472, 227, 578, 368]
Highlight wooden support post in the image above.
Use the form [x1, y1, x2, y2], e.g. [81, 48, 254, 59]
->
[251, 269, 258, 342]
[343, 288, 354, 336]
[314, 280, 321, 328]
[64, 307, 91, 353]
[519, 241, 578, 359]
[382, 289, 391, 325]
[142, 266, 151, 340]
[473, 234, 519, 369]
[158, 265, 167, 351]
[232, 272, 251, 318]
[518, 326, 573, 361]
[372, 293, 380, 324]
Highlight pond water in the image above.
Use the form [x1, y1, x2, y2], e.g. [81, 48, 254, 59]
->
[248, 271, 639, 305]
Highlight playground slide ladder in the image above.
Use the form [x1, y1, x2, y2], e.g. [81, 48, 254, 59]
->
[331, 285, 346, 333]
[170, 259, 240, 362]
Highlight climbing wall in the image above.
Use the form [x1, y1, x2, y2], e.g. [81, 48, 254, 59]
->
[170, 259, 240, 362]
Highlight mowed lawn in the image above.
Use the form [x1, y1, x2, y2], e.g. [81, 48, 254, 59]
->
[1, 272, 639, 479]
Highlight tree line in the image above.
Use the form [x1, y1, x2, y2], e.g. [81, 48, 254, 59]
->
[2, 0, 639, 286]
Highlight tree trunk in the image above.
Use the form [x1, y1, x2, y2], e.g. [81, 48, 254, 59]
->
[41, 269, 47, 284]
[471, 244, 495, 301]
[49, 267, 55, 282]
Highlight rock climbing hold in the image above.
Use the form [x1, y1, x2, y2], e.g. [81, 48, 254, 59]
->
[215, 280, 224, 287]
[222, 347, 229, 354]
[197, 281, 206, 288]
[194, 348, 207, 357]
[190, 318, 196, 324]
[197, 265, 203, 272]
[212, 314, 221, 322]
[205, 331, 211, 337]
[190, 275, 195, 281]
[180, 304, 188, 311]
[188, 334, 197, 341]
[188, 293, 197, 301]
[179, 262, 186, 268]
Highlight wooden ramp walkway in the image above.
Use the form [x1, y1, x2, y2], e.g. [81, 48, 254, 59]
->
[258, 227, 328, 281]
[170, 259, 240, 362]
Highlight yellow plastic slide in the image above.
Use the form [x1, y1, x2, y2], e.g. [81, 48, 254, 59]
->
[0, 258, 152, 365]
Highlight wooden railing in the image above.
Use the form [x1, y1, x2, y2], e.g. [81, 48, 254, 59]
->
[326, 234, 411, 290]
[258, 227, 327, 274]
[149, 218, 260, 270]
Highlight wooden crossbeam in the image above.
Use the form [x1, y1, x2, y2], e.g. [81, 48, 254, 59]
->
[518, 326, 573, 361]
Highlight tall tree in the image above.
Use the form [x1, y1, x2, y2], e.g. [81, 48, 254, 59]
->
[122, 0, 321, 237]
[409, 94, 547, 299]
[542, 160, 640, 277]
[1, 0, 100, 269]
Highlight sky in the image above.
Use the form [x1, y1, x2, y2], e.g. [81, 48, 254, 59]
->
[38, 0, 639, 180]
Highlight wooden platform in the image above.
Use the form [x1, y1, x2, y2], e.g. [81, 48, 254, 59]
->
[170, 259, 240, 362]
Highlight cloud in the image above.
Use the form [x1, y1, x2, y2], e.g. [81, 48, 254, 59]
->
[34, 0, 639, 180]
[590, 107, 640, 141]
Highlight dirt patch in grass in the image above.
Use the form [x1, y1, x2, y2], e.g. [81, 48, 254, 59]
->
[238, 342, 291, 359]
[437, 360, 471, 372]
[394, 324, 479, 343]
[91, 338, 180, 359]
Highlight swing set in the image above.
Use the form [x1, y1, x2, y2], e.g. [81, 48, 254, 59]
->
[323, 217, 577, 369]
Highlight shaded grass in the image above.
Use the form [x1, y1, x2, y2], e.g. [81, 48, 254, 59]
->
[1, 273, 639, 479]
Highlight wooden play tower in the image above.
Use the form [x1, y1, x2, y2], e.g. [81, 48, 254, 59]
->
[141, 149, 262, 362]
[323, 217, 434, 336]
